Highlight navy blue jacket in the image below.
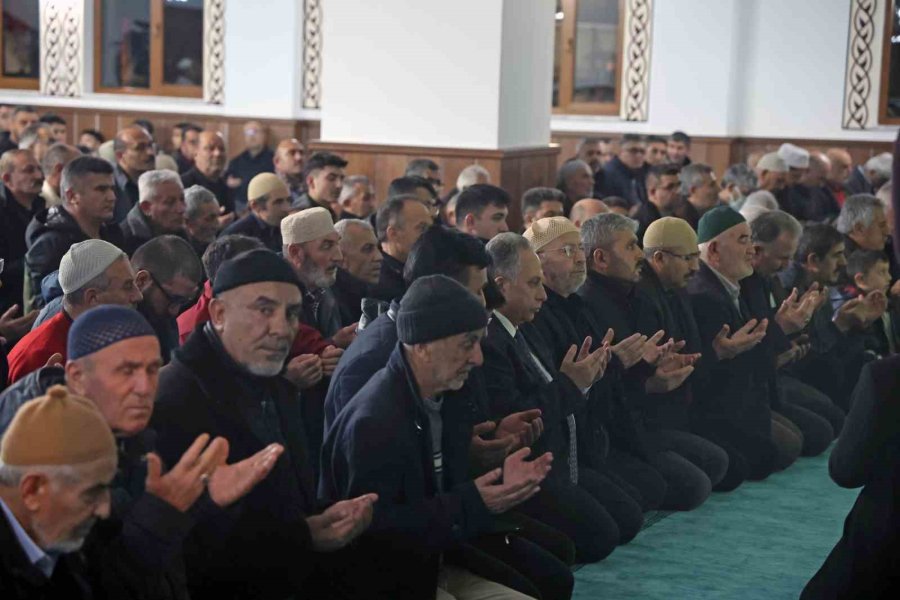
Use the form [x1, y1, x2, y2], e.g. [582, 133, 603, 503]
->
[221, 212, 282, 251]
[319, 344, 493, 599]
[597, 156, 648, 207]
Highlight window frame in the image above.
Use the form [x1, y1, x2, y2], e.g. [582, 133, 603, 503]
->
[879, 0, 900, 125]
[93, 0, 203, 98]
[553, 0, 625, 117]
[0, 0, 40, 90]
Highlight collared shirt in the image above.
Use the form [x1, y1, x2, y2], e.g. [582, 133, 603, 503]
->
[0, 497, 56, 578]
[493, 310, 554, 382]
[707, 263, 742, 313]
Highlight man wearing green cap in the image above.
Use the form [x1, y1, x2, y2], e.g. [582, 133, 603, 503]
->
[688, 205, 800, 477]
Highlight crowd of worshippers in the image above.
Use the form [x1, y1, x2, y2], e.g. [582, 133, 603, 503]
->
[0, 102, 897, 599]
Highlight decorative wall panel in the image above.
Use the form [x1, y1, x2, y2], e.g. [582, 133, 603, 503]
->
[203, 0, 226, 104]
[40, 0, 84, 97]
[303, 0, 323, 109]
[620, 0, 653, 121]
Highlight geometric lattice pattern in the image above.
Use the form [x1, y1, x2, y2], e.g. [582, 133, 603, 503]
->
[303, 0, 323, 109]
[620, 0, 653, 122]
[204, 0, 226, 104]
[40, 1, 83, 97]
[842, 0, 884, 129]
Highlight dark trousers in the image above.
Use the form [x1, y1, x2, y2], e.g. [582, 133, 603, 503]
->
[641, 429, 730, 510]
[603, 449, 668, 511]
[776, 401, 834, 457]
[780, 374, 846, 435]
[692, 417, 777, 482]
[771, 412, 803, 470]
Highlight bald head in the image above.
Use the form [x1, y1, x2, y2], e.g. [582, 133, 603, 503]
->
[274, 138, 304, 179]
[114, 126, 155, 180]
[802, 152, 831, 187]
[826, 148, 853, 187]
[243, 120, 266, 153]
[195, 131, 227, 179]
[570, 198, 610, 228]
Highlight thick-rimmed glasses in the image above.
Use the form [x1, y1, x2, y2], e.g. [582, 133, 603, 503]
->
[149, 272, 197, 310]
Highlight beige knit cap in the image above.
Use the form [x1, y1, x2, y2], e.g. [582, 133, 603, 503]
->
[523, 216, 580, 252]
[643, 217, 698, 256]
[59, 239, 127, 295]
[248, 172, 290, 203]
[0, 385, 117, 467]
[281, 207, 335, 245]
[756, 152, 788, 173]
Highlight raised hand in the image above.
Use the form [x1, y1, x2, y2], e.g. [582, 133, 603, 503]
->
[475, 447, 552, 514]
[495, 409, 544, 448]
[319, 345, 344, 377]
[469, 421, 518, 472]
[0, 305, 38, 341]
[712, 319, 768, 360]
[610, 331, 647, 369]
[559, 336, 605, 389]
[284, 353, 323, 389]
[208, 443, 284, 507]
[145, 433, 229, 512]
[43, 352, 64, 369]
[645, 352, 696, 393]
[833, 296, 872, 333]
[594, 328, 615, 382]
[639, 330, 670, 366]
[776, 287, 819, 334]
[860, 290, 889, 325]
[307, 493, 378, 552]
[332, 323, 358, 349]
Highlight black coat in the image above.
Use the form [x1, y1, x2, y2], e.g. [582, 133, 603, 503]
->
[687, 262, 772, 435]
[319, 343, 494, 599]
[0, 190, 45, 312]
[224, 147, 275, 211]
[25, 205, 125, 307]
[802, 355, 900, 598]
[180, 168, 235, 214]
[332, 268, 368, 327]
[739, 271, 791, 411]
[597, 156, 647, 207]
[220, 212, 282, 251]
[112, 164, 140, 224]
[368, 250, 407, 302]
[151, 326, 320, 599]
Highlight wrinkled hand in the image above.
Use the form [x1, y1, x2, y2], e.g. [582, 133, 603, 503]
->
[610, 332, 647, 369]
[145, 434, 229, 512]
[475, 447, 552, 514]
[0, 305, 38, 341]
[208, 443, 284, 507]
[558, 336, 605, 389]
[776, 287, 819, 335]
[469, 421, 518, 473]
[712, 319, 768, 360]
[319, 345, 343, 377]
[307, 494, 378, 552]
[332, 323, 358, 349]
[284, 353, 323, 389]
[495, 409, 544, 449]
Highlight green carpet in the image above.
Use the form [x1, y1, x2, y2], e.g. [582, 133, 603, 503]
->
[573, 450, 860, 599]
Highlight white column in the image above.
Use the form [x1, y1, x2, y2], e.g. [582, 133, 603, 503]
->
[320, 0, 555, 150]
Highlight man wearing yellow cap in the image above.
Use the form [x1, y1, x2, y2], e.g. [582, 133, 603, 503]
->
[0, 385, 117, 598]
[222, 172, 292, 251]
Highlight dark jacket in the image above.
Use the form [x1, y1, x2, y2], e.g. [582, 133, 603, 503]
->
[332, 268, 368, 327]
[300, 283, 343, 340]
[634, 201, 663, 241]
[291, 192, 336, 220]
[119, 204, 187, 256]
[597, 156, 647, 207]
[368, 250, 407, 302]
[802, 356, 900, 599]
[221, 212, 282, 251]
[151, 326, 320, 599]
[112, 164, 140, 224]
[0, 190, 45, 312]
[844, 165, 874, 197]
[224, 147, 275, 211]
[779, 185, 840, 223]
[319, 343, 494, 599]
[687, 262, 772, 435]
[181, 168, 235, 214]
[25, 206, 125, 306]
[739, 270, 792, 410]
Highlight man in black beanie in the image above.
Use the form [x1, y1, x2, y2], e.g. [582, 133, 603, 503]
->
[320, 274, 551, 600]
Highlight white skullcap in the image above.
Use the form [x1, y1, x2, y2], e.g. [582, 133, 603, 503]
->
[59, 239, 127, 294]
[777, 143, 810, 169]
[756, 152, 788, 173]
[281, 207, 335, 245]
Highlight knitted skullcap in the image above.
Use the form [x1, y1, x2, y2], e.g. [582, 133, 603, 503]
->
[248, 172, 290, 203]
[697, 206, 746, 244]
[397, 275, 488, 345]
[68, 306, 157, 360]
[777, 143, 810, 170]
[59, 239, 127, 295]
[756, 152, 788, 173]
[0, 385, 117, 467]
[523, 216, 580, 252]
[281, 207, 335, 245]
[212, 249, 299, 297]
[643, 217, 698, 256]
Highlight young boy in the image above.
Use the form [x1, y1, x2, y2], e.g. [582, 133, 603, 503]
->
[831, 250, 899, 357]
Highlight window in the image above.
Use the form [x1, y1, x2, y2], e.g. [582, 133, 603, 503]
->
[880, 0, 900, 124]
[554, 0, 624, 116]
[94, 0, 203, 97]
[0, 0, 39, 90]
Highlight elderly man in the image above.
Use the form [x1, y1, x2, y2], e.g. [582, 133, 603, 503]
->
[336, 175, 376, 221]
[598, 134, 648, 208]
[521, 187, 566, 231]
[676, 164, 720, 231]
[223, 172, 291, 251]
[794, 152, 842, 223]
[120, 170, 187, 255]
[273, 138, 305, 205]
[0, 305, 284, 599]
[634, 164, 681, 238]
[17, 123, 54, 164]
[720, 163, 758, 209]
[688, 206, 803, 475]
[0, 384, 117, 598]
[0, 149, 45, 313]
[575, 214, 722, 509]
[181, 131, 235, 216]
[754, 152, 789, 195]
[456, 184, 511, 242]
[333, 219, 382, 325]
[457, 164, 491, 192]
[370, 195, 434, 302]
[555, 160, 595, 213]
[110, 125, 156, 223]
[846, 153, 892, 197]
[825, 148, 853, 206]
[26, 157, 125, 309]
[321, 274, 549, 600]
[183, 185, 221, 258]
[38, 143, 80, 208]
[775, 143, 813, 219]
[282, 207, 358, 348]
[293, 152, 347, 218]
[153, 249, 377, 599]
[8, 240, 142, 383]
[0, 105, 38, 155]
[224, 120, 274, 209]
[838, 193, 898, 284]
[569, 198, 609, 228]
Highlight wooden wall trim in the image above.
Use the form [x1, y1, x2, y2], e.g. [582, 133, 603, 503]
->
[308, 140, 560, 160]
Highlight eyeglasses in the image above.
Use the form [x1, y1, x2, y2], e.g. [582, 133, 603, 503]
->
[149, 272, 197, 310]
[659, 250, 700, 263]
[539, 244, 585, 258]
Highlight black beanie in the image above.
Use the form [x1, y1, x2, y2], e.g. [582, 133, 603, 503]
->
[213, 249, 300, 296]
[397, 275, 488, 344]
